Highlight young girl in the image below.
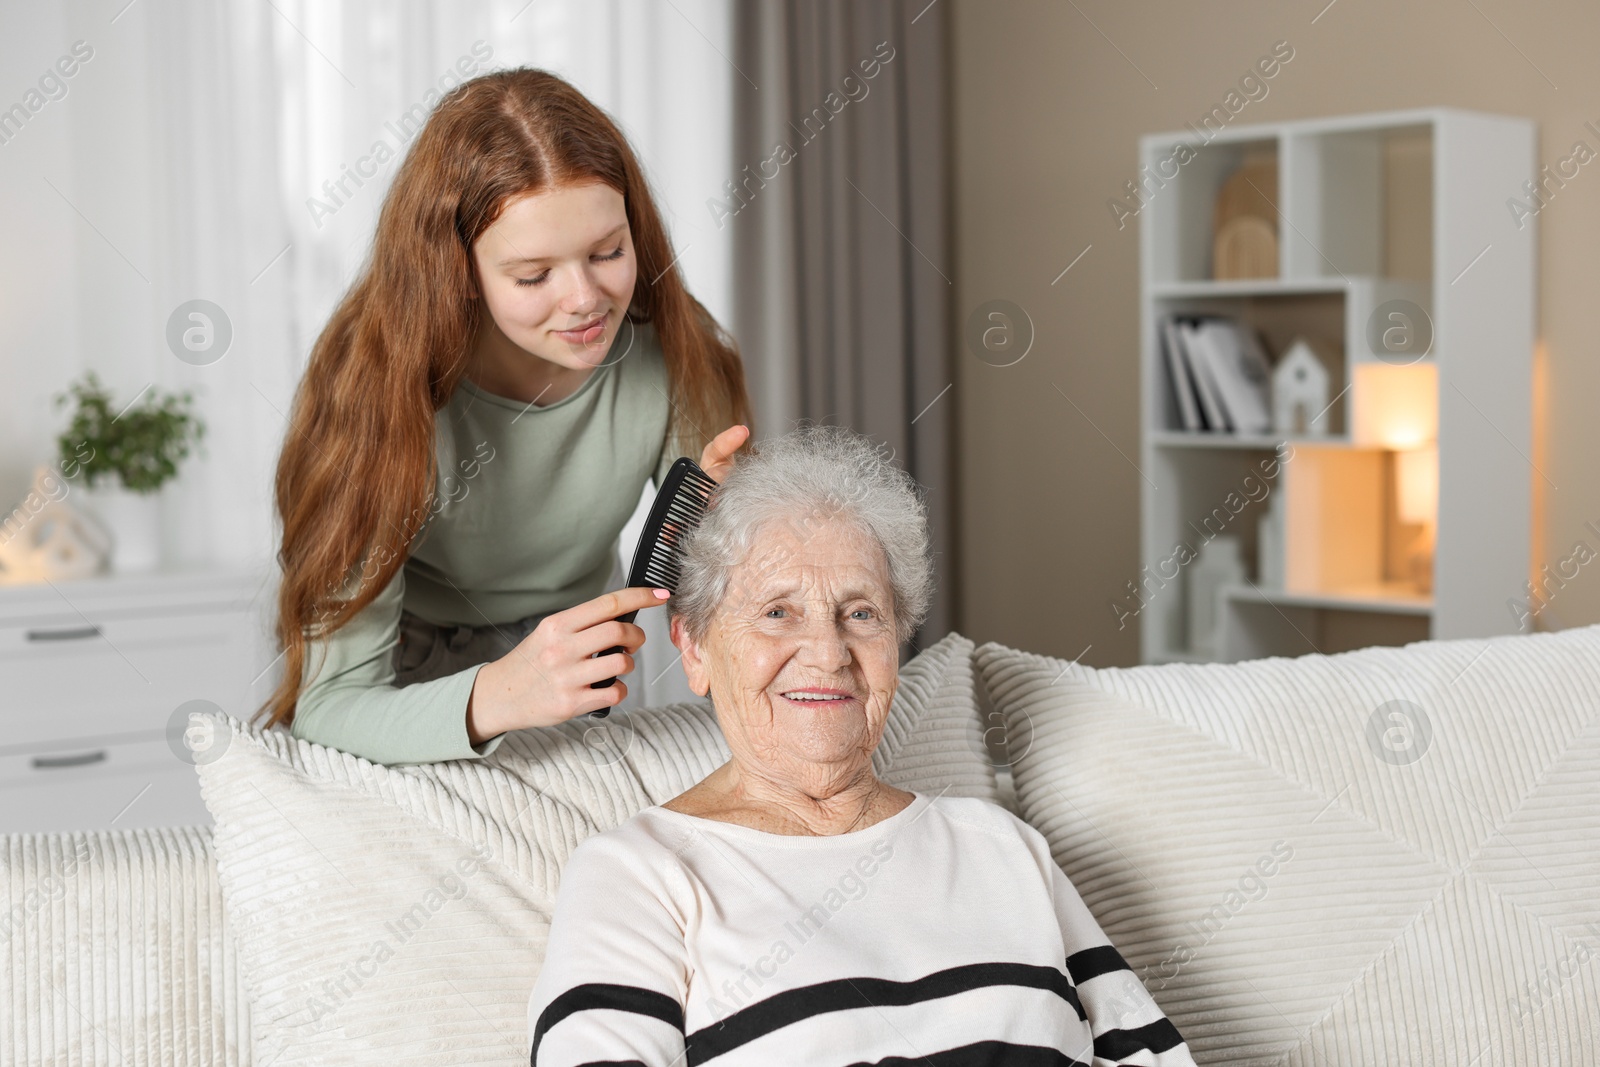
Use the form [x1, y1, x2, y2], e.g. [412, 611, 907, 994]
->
[261, 68, 752, 765]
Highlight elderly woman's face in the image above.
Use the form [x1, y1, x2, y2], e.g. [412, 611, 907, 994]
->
[675, 515, 900, 785]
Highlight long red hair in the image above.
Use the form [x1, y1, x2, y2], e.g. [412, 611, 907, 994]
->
[262, 68, 751, 729]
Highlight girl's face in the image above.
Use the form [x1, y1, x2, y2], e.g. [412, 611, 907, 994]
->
[470, 180, 638, 371]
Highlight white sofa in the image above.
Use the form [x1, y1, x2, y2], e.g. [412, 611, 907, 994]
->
[4, 626, 1597, 1065]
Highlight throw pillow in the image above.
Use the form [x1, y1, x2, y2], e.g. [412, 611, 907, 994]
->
[976, 626, 1600, 1066]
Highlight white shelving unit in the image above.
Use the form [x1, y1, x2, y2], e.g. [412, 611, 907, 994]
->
[1137, 108, 1535, 664]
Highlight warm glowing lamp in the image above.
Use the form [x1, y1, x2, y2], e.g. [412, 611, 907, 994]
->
[1351, 362, 1439, 594]
[1396, 445, 1438, 525]
[1395, 443, 1437, 593]
[1353, 363, 1438, 447]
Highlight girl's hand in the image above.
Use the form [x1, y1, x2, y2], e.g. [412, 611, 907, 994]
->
[698, 424, 749, 484]
[465, 585, 670, 741]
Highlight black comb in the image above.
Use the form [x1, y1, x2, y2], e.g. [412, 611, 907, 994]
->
[588, 457, 719, 715]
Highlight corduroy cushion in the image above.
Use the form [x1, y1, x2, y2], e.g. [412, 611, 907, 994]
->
[197, 631, 995, 1065]
[0, 827, 254, 1066]
[977, 626, 1600, 1067]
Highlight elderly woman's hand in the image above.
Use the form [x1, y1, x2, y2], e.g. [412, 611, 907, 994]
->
[697, 424, 749, 483]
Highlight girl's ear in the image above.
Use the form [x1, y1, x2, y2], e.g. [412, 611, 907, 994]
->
[670, 614, 711, 697]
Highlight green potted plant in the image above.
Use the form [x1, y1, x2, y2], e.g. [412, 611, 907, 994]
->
[55, 372, 205, 573]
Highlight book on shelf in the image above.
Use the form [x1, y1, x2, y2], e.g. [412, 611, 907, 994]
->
[1161, 316, 1203, 431]
[1194, 318, 1273, 434]
[1181, 318, 1234, 431]
[1161, 314, 1274, 435]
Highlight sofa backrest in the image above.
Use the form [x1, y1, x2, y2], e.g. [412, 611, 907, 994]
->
[1, 826, 254, 1065]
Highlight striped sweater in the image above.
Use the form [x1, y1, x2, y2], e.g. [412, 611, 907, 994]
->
[527, 792, 1195, 1066]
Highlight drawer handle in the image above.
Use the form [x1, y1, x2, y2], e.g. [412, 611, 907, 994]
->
[31, 750, 108, 769]
[26, 625, 103, 642]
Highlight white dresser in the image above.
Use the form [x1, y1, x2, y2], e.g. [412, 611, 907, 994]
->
[0, 567, 277, 834]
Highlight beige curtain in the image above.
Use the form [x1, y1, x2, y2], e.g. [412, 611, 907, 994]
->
[726, 0, 955, 645]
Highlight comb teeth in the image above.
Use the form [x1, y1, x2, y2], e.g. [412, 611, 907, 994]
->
[621, 457, 720, 594]
[591, 457, 719, 696]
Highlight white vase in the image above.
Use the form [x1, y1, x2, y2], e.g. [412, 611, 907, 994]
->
[1187, 534, 1246, 658]
[1257, 493, 1285, 590]
[82, 483, 163, 573]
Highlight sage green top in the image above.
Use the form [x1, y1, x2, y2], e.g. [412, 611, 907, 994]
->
[290, 318, 678, 765]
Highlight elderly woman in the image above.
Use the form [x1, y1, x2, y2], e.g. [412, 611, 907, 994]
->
[526, 427, 1195, 1066]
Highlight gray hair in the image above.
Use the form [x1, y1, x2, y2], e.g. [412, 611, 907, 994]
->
[669, 425, 933, 643]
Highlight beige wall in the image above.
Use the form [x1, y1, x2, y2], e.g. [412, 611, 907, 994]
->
[949, 0, 1600, 664]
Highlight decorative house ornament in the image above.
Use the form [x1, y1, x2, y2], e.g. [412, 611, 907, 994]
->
[1272, 337, 1332, 436]
[1212, 158, 1279, 280]
[1139, 110, 1534, 666]
[0, 465, 112, 584]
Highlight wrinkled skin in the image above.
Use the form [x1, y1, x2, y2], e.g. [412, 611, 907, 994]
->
[668, 514, 915, 836]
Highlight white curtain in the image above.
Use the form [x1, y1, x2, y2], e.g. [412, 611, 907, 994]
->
[268, 0, 737, 379]
[728, 1, 955, 647]
[47, 0, 734, 706]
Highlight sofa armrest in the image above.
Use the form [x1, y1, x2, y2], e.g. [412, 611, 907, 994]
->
[2, 826, 254, 1065]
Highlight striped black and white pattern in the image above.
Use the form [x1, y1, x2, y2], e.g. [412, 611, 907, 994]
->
[186, 631, 994, 1066]
[527, 794, 1194, 1066]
